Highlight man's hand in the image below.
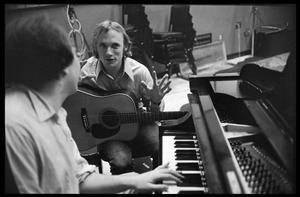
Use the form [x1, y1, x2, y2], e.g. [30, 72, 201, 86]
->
[141, 71, 172, 104]
[125, 162, 185, 192]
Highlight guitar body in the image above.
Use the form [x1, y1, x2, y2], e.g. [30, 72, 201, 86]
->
[63, 87, 139, 151]
[63, 86, 189, 152]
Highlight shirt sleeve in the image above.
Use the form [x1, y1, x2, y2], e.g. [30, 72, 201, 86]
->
[149, 98, 165, 112]
[60, 108, 97, 183]
[5, 123, 43, 193]
[61, 107, 98, 184]
[71, 138, 97, 184]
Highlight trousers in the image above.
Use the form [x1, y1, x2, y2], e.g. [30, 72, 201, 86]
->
[98, 122, 159, 175]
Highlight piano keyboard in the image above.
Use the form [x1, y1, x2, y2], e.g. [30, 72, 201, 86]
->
[161, 132, 208, 194]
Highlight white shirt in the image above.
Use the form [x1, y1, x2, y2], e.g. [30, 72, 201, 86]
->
[5, 85, 97, 193]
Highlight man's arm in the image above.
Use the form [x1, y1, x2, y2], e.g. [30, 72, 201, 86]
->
[149, 99, 165, 112]
[79, 162, 184, 194]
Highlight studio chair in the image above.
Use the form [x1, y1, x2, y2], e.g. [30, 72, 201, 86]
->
[152, 32, 188, 78]
[122, 5, 156, 75]
[152, 5, 197, 78]
[171, 5, 197, 75]
[122, 4, 183, 79]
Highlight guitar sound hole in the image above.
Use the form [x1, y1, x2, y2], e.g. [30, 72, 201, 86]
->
[101, 110, 120, 127]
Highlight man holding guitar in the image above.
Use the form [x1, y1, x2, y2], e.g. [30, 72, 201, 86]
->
[5, 15, 183, 193]
[80, 20, 172, 175]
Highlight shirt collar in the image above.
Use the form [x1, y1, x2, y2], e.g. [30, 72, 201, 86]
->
[97, 57, 134, 81]
[26, 86, 57, 122]
[123, 58, 134, 81]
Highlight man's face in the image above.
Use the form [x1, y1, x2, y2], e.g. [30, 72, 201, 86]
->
[65, 48, 81, 95]
[96, 29, 125, 72]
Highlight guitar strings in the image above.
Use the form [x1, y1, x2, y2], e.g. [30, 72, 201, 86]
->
[82, 111, 188, 118]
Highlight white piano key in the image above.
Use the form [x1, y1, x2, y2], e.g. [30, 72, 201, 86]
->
[163, 185, 206, 194]
[162, 136, 201, 166]
[161, 134, 208, 194]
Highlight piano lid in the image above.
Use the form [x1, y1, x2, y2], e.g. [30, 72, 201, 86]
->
[190, 50, 295, 133]
[189, 50, 296, 186]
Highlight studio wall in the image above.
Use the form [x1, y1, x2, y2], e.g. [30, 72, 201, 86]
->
[5, 4, 296, 59]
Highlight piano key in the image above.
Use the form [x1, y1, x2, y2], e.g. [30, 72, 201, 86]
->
[176, 149, 198, 154]
[176, 163, 201, 171]
[174, 135, 196, 140]
[168, 161, 201, 171]
[174, 141, 198, 148]
[176, 155, 198, 160]
[163, 172, 206, 193]
[163, 175, 204, 186]
[162, 136, 201, 163]
[178, 190, 206, 194]
[178, 173, 204, 187]
[162, 134, 207, 194]
[164, 154, 200, 165]
[163, 186, 205, 194]
[162, 136, 199, 164]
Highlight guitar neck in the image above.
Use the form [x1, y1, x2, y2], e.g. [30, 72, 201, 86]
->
[119, 111, 188, 123]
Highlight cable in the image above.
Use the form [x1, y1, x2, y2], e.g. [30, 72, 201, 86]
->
[237, 26, 241, 57]
[66, 4, 92, 61]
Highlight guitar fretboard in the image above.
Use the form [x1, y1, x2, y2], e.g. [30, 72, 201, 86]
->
[118, 111, 188, 123]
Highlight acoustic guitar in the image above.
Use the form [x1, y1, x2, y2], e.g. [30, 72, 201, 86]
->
[62, 86, 189, 151]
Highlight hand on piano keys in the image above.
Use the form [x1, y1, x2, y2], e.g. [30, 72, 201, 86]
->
[162, 133, 208, 194]
[127, 162, 185, 193]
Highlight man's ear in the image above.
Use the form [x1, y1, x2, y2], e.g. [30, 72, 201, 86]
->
[59, 67, 68, 79]
[124, 43, 129, 51]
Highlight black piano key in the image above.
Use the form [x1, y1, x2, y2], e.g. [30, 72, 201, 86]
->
[176, 155, 198, 160]
[175, 148, 200, 160]
[175, 149, 197, 155]
[174, 141, 195, 148]
[178, 191, 205, 194]
[178, 174, 204, 187]
[178, 182, 203, 187]
[174, 135, 195, 140]
[176, 163, 200, 171]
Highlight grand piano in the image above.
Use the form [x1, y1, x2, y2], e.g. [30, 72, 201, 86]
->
[159, 51, 295, 194]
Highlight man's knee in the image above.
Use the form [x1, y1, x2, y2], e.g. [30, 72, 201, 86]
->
[109, 155, 134, 174]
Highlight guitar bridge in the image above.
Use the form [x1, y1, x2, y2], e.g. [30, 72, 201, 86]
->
[81, 108, 90, 133]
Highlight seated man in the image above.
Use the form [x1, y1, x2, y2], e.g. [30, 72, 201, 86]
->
[80, 20, 172, 175]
